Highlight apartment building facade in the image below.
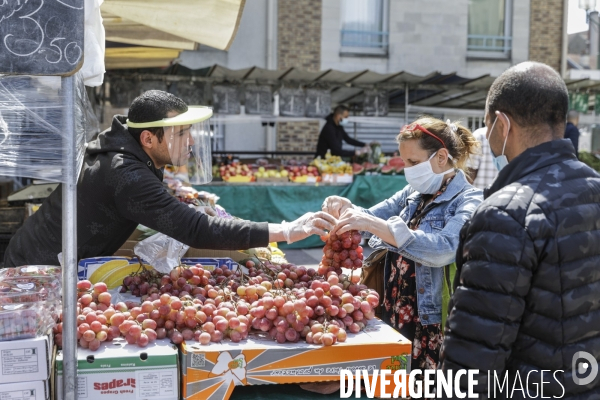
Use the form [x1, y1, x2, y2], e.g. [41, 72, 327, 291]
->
[179, 0, 567, 153]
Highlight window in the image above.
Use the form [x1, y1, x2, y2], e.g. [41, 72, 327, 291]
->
[467, 0, 512, 59]
[340, 0, 389, 56]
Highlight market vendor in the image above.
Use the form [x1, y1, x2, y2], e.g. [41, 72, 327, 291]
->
[315, 105, 369, 159]
[4, 90, 336, 268]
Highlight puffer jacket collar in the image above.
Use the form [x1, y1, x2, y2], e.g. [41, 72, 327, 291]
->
[485, 139, 577, 199]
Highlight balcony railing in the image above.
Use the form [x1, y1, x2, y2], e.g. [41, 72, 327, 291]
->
[467, 35, 512, 52]
[341, 30, 389, 49]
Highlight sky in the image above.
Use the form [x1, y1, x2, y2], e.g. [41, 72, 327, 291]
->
[569, 0, 592, 34]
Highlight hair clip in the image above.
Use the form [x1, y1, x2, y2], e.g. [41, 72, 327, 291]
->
[446, 119, 458, 133]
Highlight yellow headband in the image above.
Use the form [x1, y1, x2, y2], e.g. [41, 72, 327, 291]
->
[126, 106, 213, 128]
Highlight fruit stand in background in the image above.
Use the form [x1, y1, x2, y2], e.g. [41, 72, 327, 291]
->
[197, 174, 409, 249]
[311, 154, 353, 184]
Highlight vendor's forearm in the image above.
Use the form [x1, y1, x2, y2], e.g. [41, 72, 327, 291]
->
[268, 223, 286, 243]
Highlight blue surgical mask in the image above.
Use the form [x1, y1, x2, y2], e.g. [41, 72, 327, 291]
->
[487, 113, 510, 171]
[339, 118, 349, 126]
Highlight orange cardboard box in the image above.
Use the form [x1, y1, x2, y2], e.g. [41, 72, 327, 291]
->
[180, 319, 411, 399]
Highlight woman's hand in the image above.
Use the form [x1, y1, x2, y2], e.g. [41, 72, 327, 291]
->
[330, 208, 374, 236]
[331, 208, 398, 247]
[321, 196, 354, 219]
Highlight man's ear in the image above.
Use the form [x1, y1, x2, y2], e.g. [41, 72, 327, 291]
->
[139, 130, 155, 149]
[495, 111, 511, 139]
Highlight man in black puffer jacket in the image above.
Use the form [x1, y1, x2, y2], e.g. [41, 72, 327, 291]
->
[440, 62, 600, 399]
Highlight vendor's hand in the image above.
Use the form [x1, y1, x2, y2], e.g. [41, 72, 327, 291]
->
[283, 212, 337, 243]
[330, 208, 374, 236]
[321, 196, 353, 219]
[355, 147, 367, 156]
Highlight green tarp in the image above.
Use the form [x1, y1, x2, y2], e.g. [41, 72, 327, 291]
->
[197, 175, 408, 249]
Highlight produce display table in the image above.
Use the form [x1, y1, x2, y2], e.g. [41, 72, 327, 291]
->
[196, 175, 408, 249]
[181, 319, 411, 400]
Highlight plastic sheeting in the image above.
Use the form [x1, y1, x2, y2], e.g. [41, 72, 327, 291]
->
[169, 81, 207, 106]
[363, 90, 389, 116]
[279, 88, 306, 117]
[212, 85, 241, 115]
[0, 73, 99, 183]
[245, 85, 273, 115]
[305, 89, 331, 118]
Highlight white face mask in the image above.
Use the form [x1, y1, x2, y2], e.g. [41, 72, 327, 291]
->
[404, 151, 453, 194]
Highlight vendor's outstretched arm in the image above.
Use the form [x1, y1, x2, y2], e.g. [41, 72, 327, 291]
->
[114, 165, 269, 250]
[268, 224, 285, 243]
[269, 212, 337, 244]
[114, 165, 335, 248]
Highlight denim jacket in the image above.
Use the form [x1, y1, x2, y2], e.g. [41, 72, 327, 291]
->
[361, 170, 482, 326]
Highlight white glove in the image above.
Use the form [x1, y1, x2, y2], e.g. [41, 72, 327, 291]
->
[321, 196, 354, 219]
[355, 146, 370, 156]
[281, 212, 337, 243]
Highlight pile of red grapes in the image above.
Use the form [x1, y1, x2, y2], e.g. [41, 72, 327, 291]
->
[54, 241, 377, 351]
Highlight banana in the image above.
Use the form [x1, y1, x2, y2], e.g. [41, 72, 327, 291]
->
[247, 247, 272, 260]
[89, 259, 154, 289]
[269, 246, 285, 257]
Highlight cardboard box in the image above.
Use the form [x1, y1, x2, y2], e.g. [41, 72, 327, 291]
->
[321, 173, 353, 184]
[55, 339, 179, 400]
[77, 256, 140, 282]
[183, 248, 248, 263]
[78, 256, 241, 284]
[255, 177, 288, 183]
[0, 336, 52, 384]
[0, 379, 49, 400]
[180, 319, 411, 400]
[112, 234, 249, 264]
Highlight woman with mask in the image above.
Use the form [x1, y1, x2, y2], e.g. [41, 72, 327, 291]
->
[321, 117, 482, 371]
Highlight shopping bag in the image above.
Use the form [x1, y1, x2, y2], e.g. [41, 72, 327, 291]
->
[442, 263, 457, 331]
[360, 248, 387, 318]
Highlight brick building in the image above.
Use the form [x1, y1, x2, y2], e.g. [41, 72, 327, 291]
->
[178, 0, 567, 153]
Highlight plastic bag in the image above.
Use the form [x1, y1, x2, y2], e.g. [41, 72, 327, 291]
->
[81, 0, 105, 87]
[133, 233, 189, 274]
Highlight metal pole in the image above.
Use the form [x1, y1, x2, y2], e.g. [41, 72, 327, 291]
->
[560, 0, 569, 78]
[61, 75, 78, 400]
[404, 83, 409, 125]
[590, 11, 599, 70]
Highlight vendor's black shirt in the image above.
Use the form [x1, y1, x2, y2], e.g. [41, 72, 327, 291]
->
[4, 116, 269, 268]
[315, 114, 365, 158]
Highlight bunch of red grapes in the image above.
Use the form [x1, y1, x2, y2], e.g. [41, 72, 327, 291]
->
[54, 250, 378, 351]
[319, 230, 364, 276]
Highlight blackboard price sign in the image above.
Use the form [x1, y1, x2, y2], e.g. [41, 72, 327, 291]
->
[0, 0, 84, 76]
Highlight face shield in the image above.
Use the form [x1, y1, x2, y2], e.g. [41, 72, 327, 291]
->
[127, 106, 213, 184]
